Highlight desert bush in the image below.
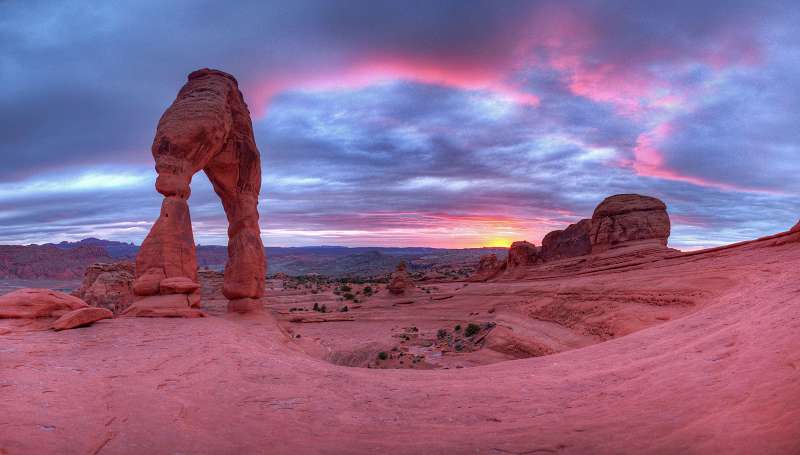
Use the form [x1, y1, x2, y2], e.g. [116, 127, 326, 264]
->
[437, 328, 448, 339]
[465, 323, 480, 337]
[378, 351, 388, 360]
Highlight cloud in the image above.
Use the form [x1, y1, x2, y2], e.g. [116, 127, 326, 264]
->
[0, 0, 797, 248]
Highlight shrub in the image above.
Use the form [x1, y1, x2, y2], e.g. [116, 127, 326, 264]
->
[378, 351, 388, 360]
[465, 323, 480, 337]
[320, 304, 327, 313]
[454, 324, 461, 331]
[312, 302, 320, 312]
[437, 328, 448, 339]
[340, 285, 352, 292]
[363, 286, 373, 295]
[339, 306, 349, 312]
[343, 293, 355, 300]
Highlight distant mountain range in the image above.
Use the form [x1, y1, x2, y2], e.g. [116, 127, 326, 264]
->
[0, 238, 508, 280]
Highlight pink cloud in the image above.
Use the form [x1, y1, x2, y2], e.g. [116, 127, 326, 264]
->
[246, 55, 539, 118]
[628, 122, 784, 194]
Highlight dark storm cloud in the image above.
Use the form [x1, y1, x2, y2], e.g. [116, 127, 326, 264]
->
[0, 0, 797, 247]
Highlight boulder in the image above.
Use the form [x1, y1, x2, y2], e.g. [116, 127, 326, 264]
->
[0, 289, 88, 319]
[133, 267, 165, 296]
[387, 262, 414, 295]
[590, 194, 670, 253]
[73, 262, 134, 314]
[121, 294, 205, 318]
[506, 241, 543, 269]
[52, 307, 113, 331]
[541, 219, 593, 261]
[135, 69, 267, 313]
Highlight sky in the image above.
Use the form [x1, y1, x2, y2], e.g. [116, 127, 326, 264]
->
[1, 0, 798, 249]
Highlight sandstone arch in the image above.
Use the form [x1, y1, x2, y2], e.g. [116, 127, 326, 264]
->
[133, 69, 266, 313]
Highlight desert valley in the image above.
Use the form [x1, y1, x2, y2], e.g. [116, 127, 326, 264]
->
[2, 1, 800, 454]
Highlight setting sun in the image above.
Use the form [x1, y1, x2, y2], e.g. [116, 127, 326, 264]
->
[483, 237, 513, 248]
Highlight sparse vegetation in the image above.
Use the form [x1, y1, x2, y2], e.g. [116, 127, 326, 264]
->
[339, 306, 349, 312]
[465, 323, 481, 337]
[437, 328, 448, 339]
[378, 351, 388, 360]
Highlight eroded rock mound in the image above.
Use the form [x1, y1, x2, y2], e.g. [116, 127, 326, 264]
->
[134, 68, 266, 313]
[387, 262, 414, 295]
[470, 254, 503, 281]
[0, 289, 88, 319]
[73, 262, 134, 314]
[541, 219, 592, 261]
[506, 241, 543, 269]
[590, 194, 670, 253]
[52, 307, 113, 331]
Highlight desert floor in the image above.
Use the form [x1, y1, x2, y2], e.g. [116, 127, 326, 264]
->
[2, 231, 799, 454]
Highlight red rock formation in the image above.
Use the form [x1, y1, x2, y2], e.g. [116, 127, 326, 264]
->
[73, 262, 135, 314]
[387, 262, 414, 295]
[506, 241, 543, 269]
[541, 219, 593, 261]
[470, 254, 503, 281]
[791, 220, 800, 232]
[52, 307, 113, 331]
[590, 194, 670, 253]
[0, 244, 113, 280]
[0, 289, 88, 318]
[135, 69, 266, 313]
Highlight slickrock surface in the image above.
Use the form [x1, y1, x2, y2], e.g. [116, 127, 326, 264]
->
[590, 194, 670, 253]
[0, 288, 88, 318]
[52, 307, 113, 331]
[121, 294, 206, 318]
[1, 230, 799, 454]
[73, 262, 134, 314]
[135, 69, 266, 311]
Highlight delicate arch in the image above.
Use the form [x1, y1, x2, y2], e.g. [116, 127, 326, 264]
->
[133, 69, 266, 313]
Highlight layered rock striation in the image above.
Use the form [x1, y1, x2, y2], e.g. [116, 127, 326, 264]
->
[589, 194, 670, 253]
